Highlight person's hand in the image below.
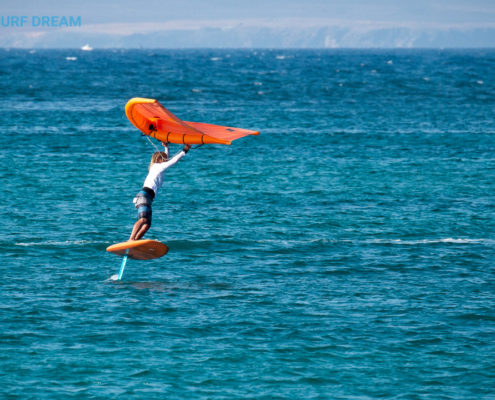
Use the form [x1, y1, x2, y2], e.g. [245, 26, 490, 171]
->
[184, 144, 192, 151]
[161, 141, 169, 146]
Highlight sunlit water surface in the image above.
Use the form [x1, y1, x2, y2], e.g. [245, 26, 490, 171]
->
[1, 49, 495, 398]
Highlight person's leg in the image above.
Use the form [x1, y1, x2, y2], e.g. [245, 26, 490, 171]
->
[134, 219, 151, 240]
[130, 218, 144, 241]
[129, 218, 152, 241]
[130, 193, 153, 241]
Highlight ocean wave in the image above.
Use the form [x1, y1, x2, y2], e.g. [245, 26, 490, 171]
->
[15, 240, 110, 247]
[368, 238, 492, 245]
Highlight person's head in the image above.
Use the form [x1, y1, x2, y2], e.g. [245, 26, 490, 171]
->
[149, 151, 168, 170]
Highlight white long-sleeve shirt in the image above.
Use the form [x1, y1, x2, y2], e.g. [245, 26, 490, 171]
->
[143, 150, 186, 196]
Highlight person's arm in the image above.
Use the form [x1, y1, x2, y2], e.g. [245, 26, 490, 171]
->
[161, 142, 170, 158]
[154, 144, 192, 173]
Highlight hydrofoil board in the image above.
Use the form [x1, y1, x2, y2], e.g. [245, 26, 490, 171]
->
[106, 240, 168, 260]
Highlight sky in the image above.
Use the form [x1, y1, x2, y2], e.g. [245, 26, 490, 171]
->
[3, 0, 495, 26]
[1, 0, 495, 48]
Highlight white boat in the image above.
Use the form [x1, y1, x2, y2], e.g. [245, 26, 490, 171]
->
[81, 44, 93, 51]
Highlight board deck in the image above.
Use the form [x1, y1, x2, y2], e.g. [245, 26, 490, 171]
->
[106, 240, 168, 260]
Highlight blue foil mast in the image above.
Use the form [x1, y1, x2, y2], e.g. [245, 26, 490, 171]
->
[118, 249, 129, 281]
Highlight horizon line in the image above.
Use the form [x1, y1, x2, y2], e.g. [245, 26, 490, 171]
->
[3, 47, 495, 50]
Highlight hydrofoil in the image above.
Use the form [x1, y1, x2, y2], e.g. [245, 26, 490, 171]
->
[106, 240, 169, 280]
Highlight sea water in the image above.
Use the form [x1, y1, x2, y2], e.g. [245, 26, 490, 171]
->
[1, 49, 494, 398]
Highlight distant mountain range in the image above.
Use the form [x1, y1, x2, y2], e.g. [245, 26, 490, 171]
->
[2, 19, 494, 48]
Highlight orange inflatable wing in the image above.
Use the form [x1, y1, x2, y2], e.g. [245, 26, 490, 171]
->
[185, 121, 260, 143]
[125, 98, 259, 145]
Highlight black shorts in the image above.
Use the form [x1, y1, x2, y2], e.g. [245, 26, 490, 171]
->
[133, 190, 153, 223]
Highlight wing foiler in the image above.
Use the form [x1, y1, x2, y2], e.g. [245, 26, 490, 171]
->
[125, 98, 259, 145]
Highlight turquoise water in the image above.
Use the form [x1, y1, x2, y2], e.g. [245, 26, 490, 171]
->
[1, 49, 495, 398]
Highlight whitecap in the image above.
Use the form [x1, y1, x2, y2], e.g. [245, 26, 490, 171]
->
[15, 240, 109, 246]
[440, 238, 484, 244]
[66, 57, 77, 61]
[370, 238, 490, 245]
